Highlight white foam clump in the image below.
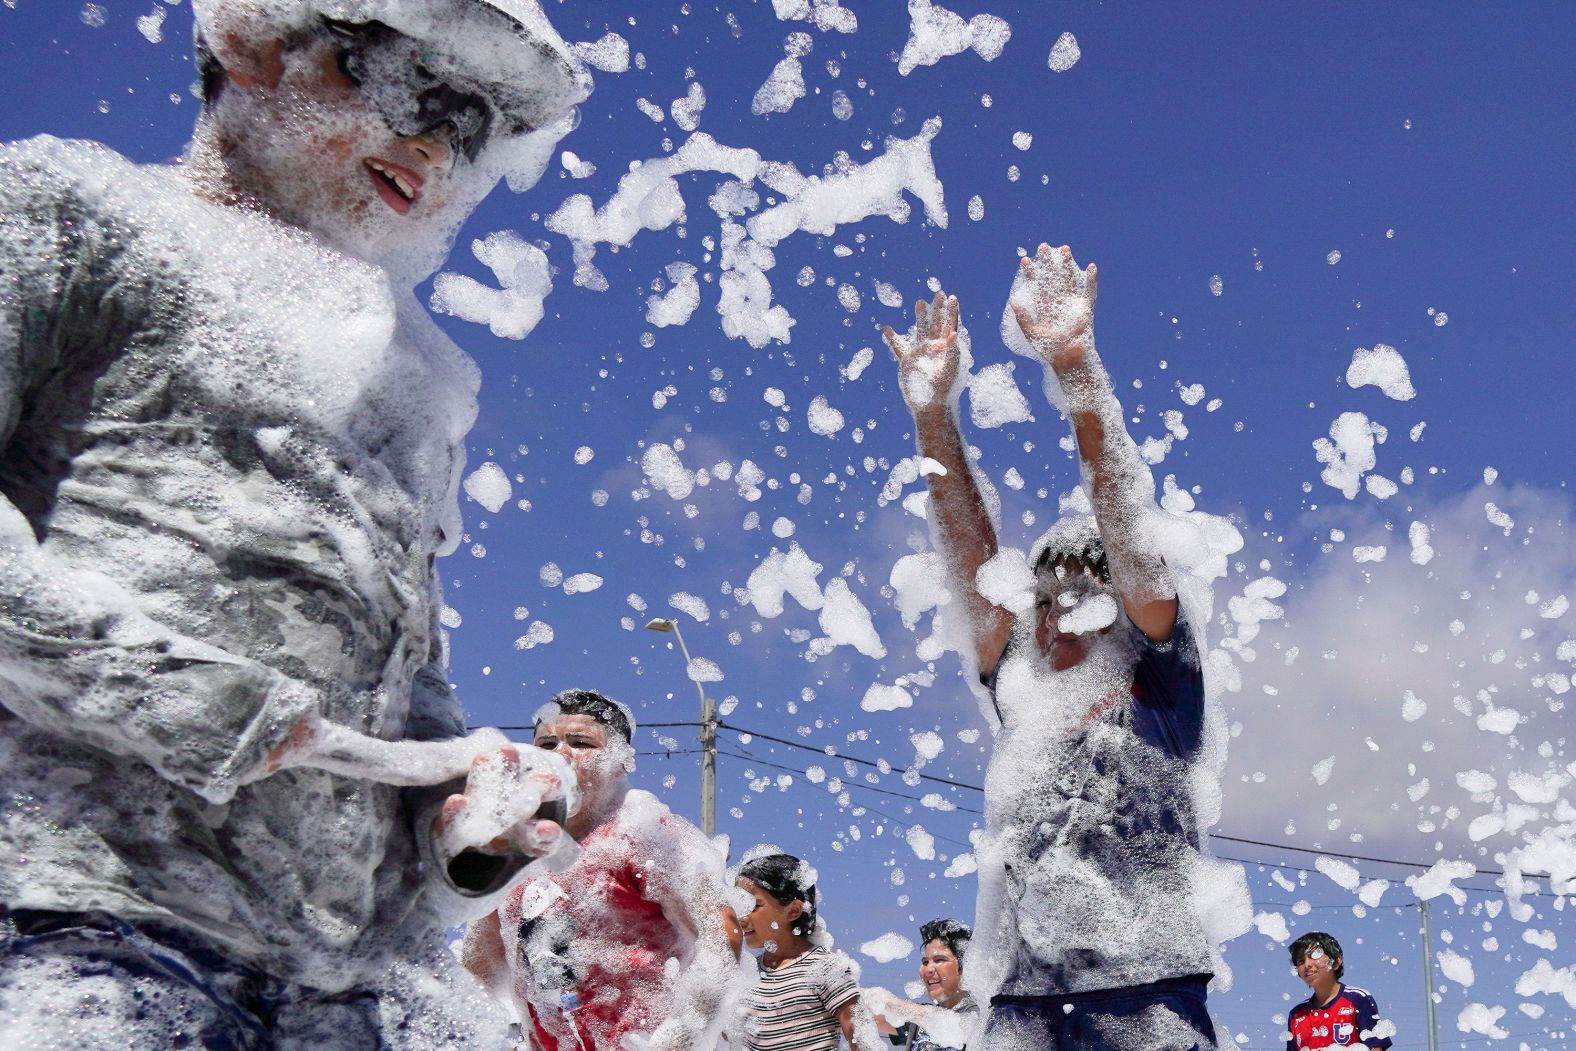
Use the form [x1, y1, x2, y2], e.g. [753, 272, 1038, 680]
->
[547, 134, 759, 292]
[562, 573, 603, 595]
[430, 743, 578, 870]
[820, 578, 886, 658]
[1516, 959, 1576, 1007]
[1311, 756, 1336, 786]
[808, 395, 846, 436]
[1408, 521, 1435, 564]
[861, 683, 913, 713]
[911, 730, 944, 761]
[514, 621, 553, 650]
[1438, 948, 1475, 987]
[944, 854, 977, 878]
[754, 34, 813, 115]
[646, 262, 702, 328]
[969, 362, 1034, 429]
[967, 194, 985, 221]
[137, 6, 167, 43]
[686, 657, 724, 683]
[463, 461, 513, 513]
[1352, 544, 1387, 563]
[844, 346, 875, 381]
[572, 32, 631, 73]
[560, 151, 596, 178]
[1253, 911, 1290, 942]
[1313, 411, 1385, 499]
[672, 82, 707, 131]
[430, 232, 553, 340]
[772, 0, 857, 33]
[1455, 1003, 1508, 1039]
[890, 552, 949, 628]
[669, 592, 712, 623]
[897, 0, 1011, 77]
[642, 443, 696, 500]
[905, 825, 936, 860]
[1058, 593, 1119, 635]
[746, 543, 825, 618]
[1315, 856, 1360, 891]
[1048, 31, 1081, 72]
[860, 932, 915, 963]
[1345, 344, 1416, 400]
[974, 549, 1035, 616]
[1407, 858, 1478, 906]
[1012, 131, 1033, 152]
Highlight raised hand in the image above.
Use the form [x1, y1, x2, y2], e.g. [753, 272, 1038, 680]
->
[1009, 243, 1099, 375]
[883, 289, 965, 412]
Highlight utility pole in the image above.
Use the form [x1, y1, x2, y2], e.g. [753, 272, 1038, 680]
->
[645, 617, 716, 838]
[1419, 898, 1440, 1051]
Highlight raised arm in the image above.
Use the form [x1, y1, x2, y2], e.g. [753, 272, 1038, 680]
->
[884, 292, 1014, 677]
[1010, 244, 1177, 641]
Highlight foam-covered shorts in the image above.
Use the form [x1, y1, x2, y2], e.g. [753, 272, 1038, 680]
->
[983, 975, 1216, 1051]
[0, 908, 389, 1051]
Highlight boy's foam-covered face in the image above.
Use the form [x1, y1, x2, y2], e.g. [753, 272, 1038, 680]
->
[1033, 555, 1120, 669]
[208, 27, 503, 275]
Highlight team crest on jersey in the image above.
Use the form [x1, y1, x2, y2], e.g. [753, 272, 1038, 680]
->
[1333, 1021, 1356, 1044]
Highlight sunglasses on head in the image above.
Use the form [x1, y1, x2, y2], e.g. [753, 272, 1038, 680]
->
[320, 18, 503, 164]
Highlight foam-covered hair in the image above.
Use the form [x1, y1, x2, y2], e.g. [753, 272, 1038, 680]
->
[534, 688, 636, 743]
[1028, 514, 1111, 583]
[737, 852, 819, 937]
[192, 0, 591, 131]
[919, 917, 972, 964]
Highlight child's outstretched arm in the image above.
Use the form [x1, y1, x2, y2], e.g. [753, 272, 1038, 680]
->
[1010, 244, 1178, 642]
[884, 292, 1014, 678]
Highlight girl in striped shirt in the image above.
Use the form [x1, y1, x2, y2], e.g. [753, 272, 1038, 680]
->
[736, 852, 861, 1051]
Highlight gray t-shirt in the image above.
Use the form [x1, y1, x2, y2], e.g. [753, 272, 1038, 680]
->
[0, 136, 481, 987]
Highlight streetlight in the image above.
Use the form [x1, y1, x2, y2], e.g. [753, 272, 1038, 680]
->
[645, 617, 717, 838]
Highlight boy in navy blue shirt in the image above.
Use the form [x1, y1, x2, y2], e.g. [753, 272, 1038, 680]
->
[1286, 933, 1392, 1050]
[885, 245, 1226, 1050]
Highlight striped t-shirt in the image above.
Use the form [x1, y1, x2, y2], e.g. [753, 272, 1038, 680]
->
[742, 946, 860, 1051]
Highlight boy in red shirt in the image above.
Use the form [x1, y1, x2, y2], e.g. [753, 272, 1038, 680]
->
[464, 690, 741, 1051]
[1286, 933, 1392, 1050]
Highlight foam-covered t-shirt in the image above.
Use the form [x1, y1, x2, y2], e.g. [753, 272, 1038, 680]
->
[983, 615, 1212, 996]
[0, 137, 481, 986]
[502, 790, 718, 1051]
[741, 945, 860, 1051]
[1287, 985, 1391, 1050]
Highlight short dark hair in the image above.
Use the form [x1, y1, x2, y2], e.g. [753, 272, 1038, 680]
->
[738, 853, 818, 937]
[1034, 538, 1112, 585]
[536, 688, 633, 743]
[1289, 931, 1345, 981]
[919, 918, 971, 964]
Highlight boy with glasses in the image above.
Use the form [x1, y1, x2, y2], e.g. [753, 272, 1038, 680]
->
[0, 3, 589, 1046]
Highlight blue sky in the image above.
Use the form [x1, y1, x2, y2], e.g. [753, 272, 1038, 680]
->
[3, 2, 1573, 1048]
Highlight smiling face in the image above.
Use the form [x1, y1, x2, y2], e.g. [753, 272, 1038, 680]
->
[1293, 944, 1342, 996]
[735, 877, 803, 955]
[1032, 554, 1118, 670]
[201, 25, 497, 273]
[918, 938, 963, 1007]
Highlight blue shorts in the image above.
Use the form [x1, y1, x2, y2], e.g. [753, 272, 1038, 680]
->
[985, 975, 1216, 1051]
[0, 908, 385, 1050]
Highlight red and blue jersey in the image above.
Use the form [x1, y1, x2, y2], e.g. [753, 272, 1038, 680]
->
[1287, 984, 1391, 1050]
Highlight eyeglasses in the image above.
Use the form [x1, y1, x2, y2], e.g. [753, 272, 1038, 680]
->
[321, 18, 499, 164]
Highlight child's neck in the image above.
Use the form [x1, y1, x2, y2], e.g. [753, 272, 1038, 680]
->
[762, 933, 814, 969]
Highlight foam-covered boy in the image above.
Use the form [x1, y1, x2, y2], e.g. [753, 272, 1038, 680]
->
[884, 245, 1240, 1050]
[463, 690, 742, 1051]
[0, 2, 592, 1046]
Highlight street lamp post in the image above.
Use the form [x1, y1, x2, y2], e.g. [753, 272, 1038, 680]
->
[645, 617, 717, 838]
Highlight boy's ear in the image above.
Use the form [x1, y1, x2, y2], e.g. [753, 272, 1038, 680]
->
[204, 13, 287, 92]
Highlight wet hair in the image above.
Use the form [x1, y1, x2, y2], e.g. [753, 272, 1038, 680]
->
[737, 853, 818, 937]
[1289, 931, 1345, 981]
[1033, 536, 1111, 585]
[536, 688, 633, 743]
[919, 918, 971, 964]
